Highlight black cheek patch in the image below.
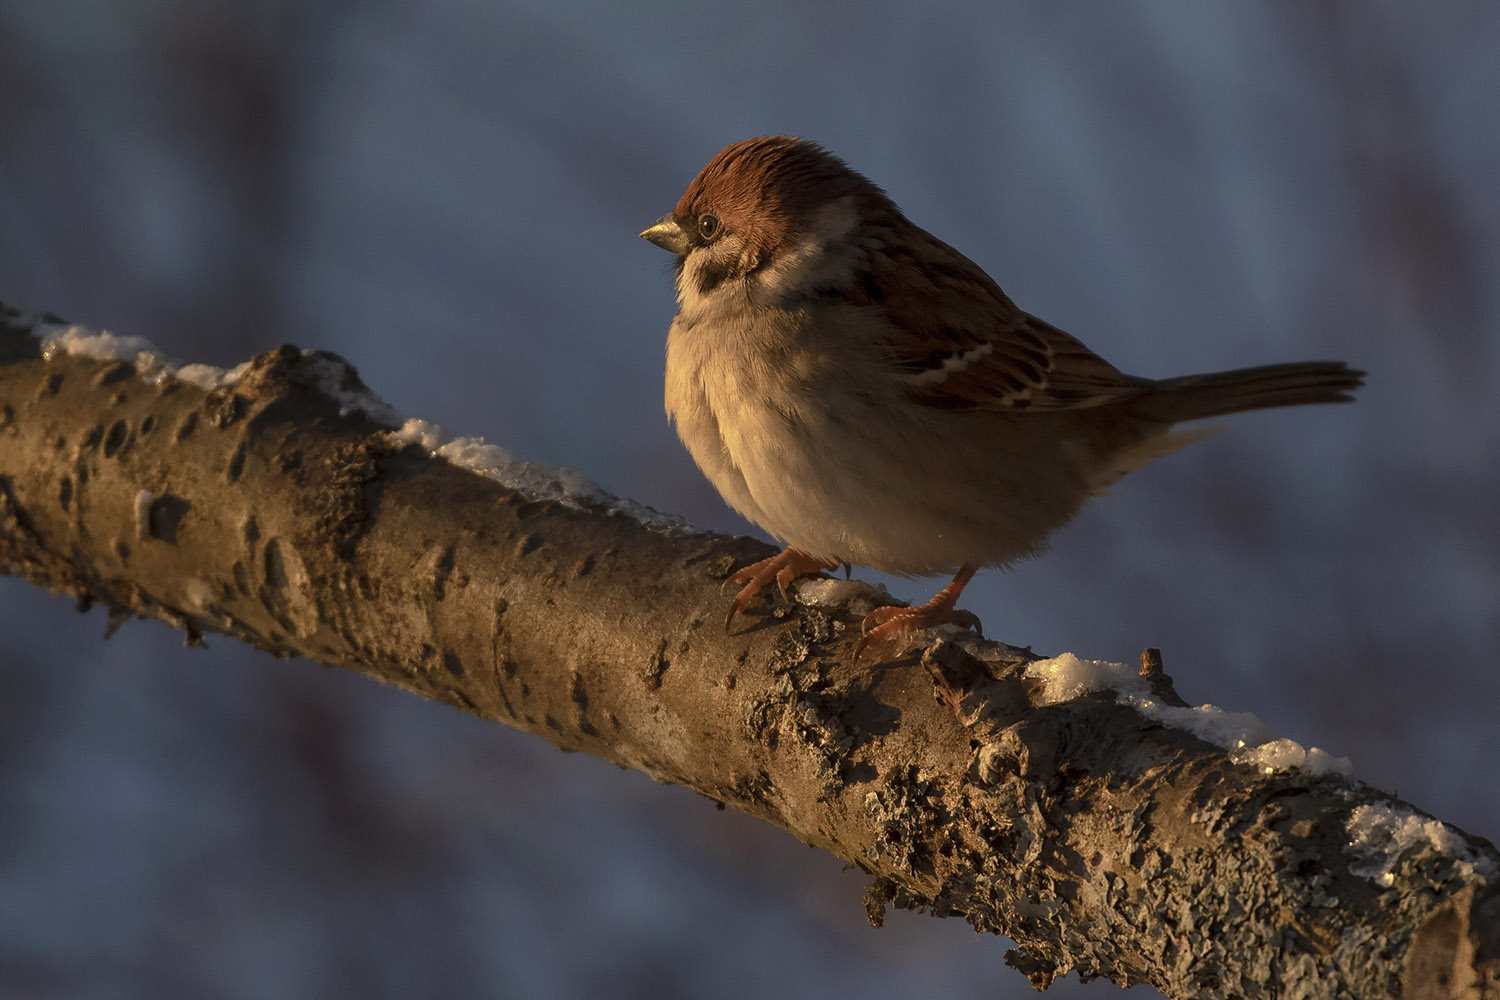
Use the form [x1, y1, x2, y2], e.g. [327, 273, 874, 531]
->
[693, 259, 732, 296]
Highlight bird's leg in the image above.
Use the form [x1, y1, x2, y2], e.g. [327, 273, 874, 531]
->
[723, 548, 840, 629]
[854, 564, 983, 662]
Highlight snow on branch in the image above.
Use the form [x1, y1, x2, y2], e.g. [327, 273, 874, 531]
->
[1, 300, 1495, 998]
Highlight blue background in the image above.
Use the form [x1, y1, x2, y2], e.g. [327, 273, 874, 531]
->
[2, 3, 1497, 996]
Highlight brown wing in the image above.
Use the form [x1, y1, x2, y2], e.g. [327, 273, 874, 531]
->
[867, 231, 1148, 411]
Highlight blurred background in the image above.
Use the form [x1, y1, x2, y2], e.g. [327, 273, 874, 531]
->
[2, 2, 1497, 997]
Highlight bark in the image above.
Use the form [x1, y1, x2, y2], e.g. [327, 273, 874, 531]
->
[1, 300, 1496, 998]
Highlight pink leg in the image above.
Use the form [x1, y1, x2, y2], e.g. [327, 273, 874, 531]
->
[853, 564, 982, 663]
[724, 548, 840, 629]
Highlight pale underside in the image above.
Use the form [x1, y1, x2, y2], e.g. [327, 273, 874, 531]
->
[663, 213, 1199, 576]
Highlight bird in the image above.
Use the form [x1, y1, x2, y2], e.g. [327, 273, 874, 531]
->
[640, 136, 1363, 659]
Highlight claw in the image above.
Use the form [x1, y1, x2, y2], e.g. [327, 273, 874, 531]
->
[723, 549, 839, 629]
[851, 564, 982, 664]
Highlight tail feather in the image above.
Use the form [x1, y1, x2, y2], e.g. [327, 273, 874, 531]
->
[1138, 361, 1364, 423]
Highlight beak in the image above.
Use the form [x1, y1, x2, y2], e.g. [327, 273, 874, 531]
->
[640, 215, 689, 256]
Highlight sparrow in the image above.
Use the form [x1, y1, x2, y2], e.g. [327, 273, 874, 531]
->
[641, 136, 1363, 658]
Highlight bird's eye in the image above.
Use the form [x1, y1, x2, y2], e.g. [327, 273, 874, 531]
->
[696, 213, 722, 241]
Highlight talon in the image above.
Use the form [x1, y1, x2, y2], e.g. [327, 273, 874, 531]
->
[722, 549, 838, 630]
[850, 564, 981, 664]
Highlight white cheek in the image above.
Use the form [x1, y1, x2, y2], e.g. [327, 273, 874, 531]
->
[754, 196, 863, 303]
[754, 237, 821, 301]
[674, 253, 718, 319]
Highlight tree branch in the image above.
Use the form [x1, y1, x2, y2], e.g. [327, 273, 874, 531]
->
[2, 300, 1495, 998]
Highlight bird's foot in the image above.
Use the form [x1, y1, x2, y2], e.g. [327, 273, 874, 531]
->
[853, 565, 982, 663]
[724, 549, 839, 629]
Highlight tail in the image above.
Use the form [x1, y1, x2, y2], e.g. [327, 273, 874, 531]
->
[1137, 361, 1364, 423]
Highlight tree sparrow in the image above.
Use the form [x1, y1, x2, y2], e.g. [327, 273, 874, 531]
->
[641, 136, 1362, 658]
